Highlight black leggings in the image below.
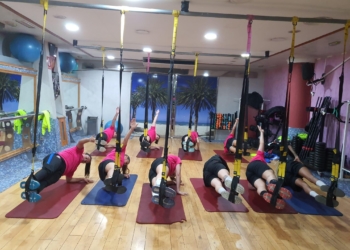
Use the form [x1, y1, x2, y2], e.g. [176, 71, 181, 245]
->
[34, 153, 66, 193]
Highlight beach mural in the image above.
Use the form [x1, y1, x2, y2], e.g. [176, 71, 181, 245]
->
[130, 72, 218, 137]
[0, 73, 21, 112]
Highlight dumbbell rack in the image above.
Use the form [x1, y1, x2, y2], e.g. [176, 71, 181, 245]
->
[208, 112, 236, 142]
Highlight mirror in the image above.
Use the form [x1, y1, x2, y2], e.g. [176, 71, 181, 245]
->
[61, 79, 79, 128]
[0, 62, 36, 161]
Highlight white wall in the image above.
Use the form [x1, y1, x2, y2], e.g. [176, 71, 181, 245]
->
[78, 70, 131, 136]
[18, 75, 34, 112]
[217, 74, 265, 114]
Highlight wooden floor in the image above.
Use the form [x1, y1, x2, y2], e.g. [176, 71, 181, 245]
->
[1, 137, 350, 250]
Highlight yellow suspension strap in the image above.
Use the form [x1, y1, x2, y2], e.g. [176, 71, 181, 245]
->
[272, 16, 299, 207]
[159, 10, 180, 208]
[95, 48, 107, 152]
[326, 20, 350, 207]
[228, 17, 253, 203]
[22, 0, 49, 202]
[106, 10, 127, 194]
[141, 52, 151, 152]
[187, 53, 198, 140]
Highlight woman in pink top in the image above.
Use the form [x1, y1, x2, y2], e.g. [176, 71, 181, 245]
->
[98, 118, 137, 183]
[224, 118, 239, 154]
[21, 137, 95, 203]
[148, 154, 187, 208]
[139, 109, 161, 151]
[95, 107, 120, 152]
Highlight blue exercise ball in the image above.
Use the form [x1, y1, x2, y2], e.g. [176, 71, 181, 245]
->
[10, 34, 42, 63]
[59, 52, 77, 73]
[104, 120, 123, 133]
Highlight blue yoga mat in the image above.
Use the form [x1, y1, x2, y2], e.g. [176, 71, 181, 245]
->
[284, 187, 343, 216]
[81, 174, 138, 206]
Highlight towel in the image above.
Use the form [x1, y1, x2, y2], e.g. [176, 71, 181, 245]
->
[13, 109, 27, 134]
[38, 110, 51, 135]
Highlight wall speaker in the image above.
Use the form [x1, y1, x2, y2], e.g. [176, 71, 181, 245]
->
[302, 63, 314, 80]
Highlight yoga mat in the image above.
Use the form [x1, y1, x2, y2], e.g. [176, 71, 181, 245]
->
[136, 147, 164, 158]
[136, 183, 186, 224]
[190, 178, 248, 212]
[6, 180, 86, 219]
[284, 187, 343, 216]
[213, 150, 249, 163]
[240, 180, 297, 214]
[178, 148, 202, 161]
[81, 175, 138, 206]
[90, 146, 115, 157]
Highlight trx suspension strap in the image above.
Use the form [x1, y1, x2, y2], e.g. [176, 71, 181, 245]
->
[95, 48, 107, 152]
[228, 17, 252, 203]
[159, 10, 180, 208]
[141, 52, 151, 152]
[326, 21, 350, 207]
[23, 0, 49, 202]
[185, 53, 198, 151]
[105, 10, 127, 194]
[272, 17, 298, 207]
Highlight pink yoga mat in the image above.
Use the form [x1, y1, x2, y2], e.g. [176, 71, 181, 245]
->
[213, 150, 249, 163]
[178, 148, 202, 161]
[136, 147, 164, 158]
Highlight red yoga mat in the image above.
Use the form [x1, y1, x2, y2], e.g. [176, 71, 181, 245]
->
[213, 150, 249, 163]
[178, 148, 202, 161]
[240, 180, 297, 214]
[90, 146, 115, 156]
[136, 183, 186, 224]
[136, 147, 164, 158]
[6, 180, 86, 219]
[190, 178, 248, 212]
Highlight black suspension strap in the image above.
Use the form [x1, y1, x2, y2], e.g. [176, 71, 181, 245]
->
[326, 21, 350, 207]
[23, 0, 49, 201]
[159, 10, 180, 208]
[228, 18, 252, 203]
[271, 17, 298, 207]
[141, 52, 151, 152]
[95, 48, 108, 152]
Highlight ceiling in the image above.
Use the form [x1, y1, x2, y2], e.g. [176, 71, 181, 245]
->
[0, 0, 350, 76]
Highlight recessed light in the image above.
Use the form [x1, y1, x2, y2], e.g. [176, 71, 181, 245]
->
[143, 47, 152, 53]
[203, 72, 209, 77]
[204, 33, 217, 40]
[329, 41, 341, 46]
[65, 23, 79, 32]
[107, 55, 115, 60]
[270, 37, 287, 42]
[136, 29, 150, 35]
[241, 53, 250, 58]
[288, 30, 300, 33]
[54, 15, 66, 19]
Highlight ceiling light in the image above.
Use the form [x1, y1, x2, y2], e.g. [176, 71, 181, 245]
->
[241, 53, 250, 58]
[329, 41, 341, 46]
[204, 33, 217, 40]
[65, 23, 79, 32]
[203, 72, 209, 77]
[136, 29, 150, 35]
[54, 15, 66, 19]
[270, 37, 287, 42]
[107, 55, 115, 60]
[143, 47, 152, 53]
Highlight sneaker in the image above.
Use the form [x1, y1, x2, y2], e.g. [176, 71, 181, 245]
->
[267, 183, 292, 199]
[315, 195, 339, 207]
[98, 146, 106, 152]
[21, 191, 41, 203]
[151, 195, 175, 208]
[20, 179, 40, 191]
[320, 185, 345, 197]
[262, 192, 286, 209]
[152, 186, 176, 198]
[224, 178, 245, 194]
[220, 190, 242, 204]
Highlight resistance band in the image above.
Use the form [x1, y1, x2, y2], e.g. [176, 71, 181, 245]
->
[228, 17, 253, 203]
[23, 0, 49, 202]
[159, 10, 180, 208]
[106, 10, 127, 194]
[95, 48, 107, 152]
[327, 21, 350, 207]
[141, 52, 151, 152]
[272, 17, 299, 207]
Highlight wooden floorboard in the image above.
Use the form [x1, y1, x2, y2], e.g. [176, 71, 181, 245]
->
[0, 137, 349, 250]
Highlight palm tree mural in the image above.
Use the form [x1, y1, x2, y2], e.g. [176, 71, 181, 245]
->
[177, 76, 216, 131]
[0, 73, 20, 111]
[130, 90, 142, 118]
